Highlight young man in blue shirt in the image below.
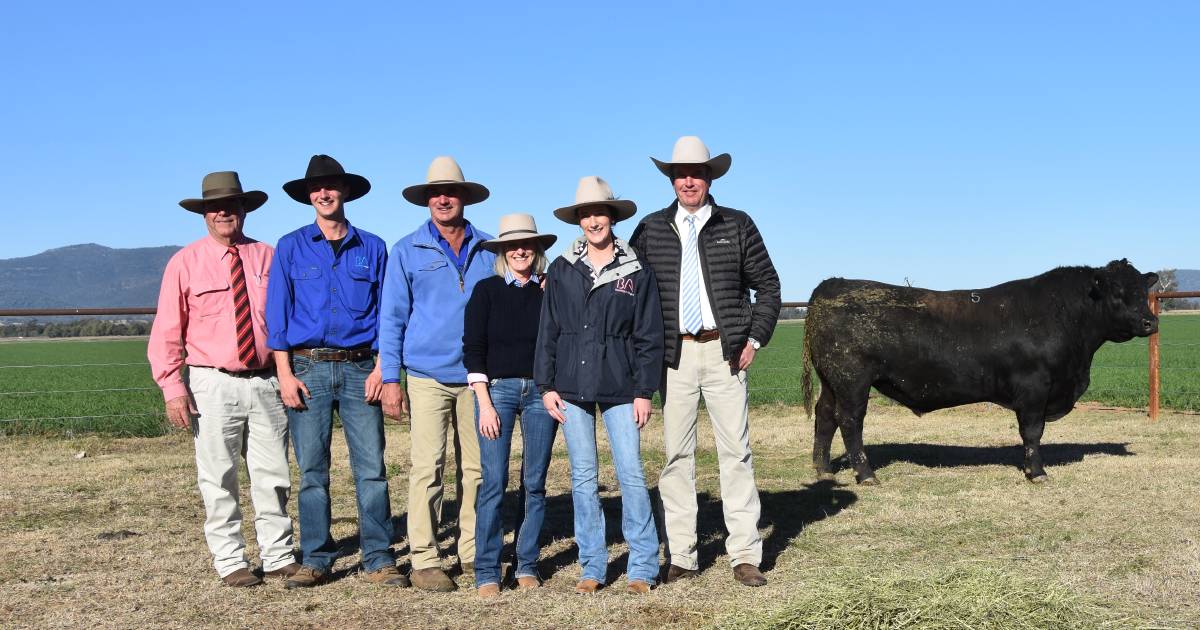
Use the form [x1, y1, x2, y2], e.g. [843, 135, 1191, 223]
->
[379, 156, 496, 592]
[267, 154, 405, 589]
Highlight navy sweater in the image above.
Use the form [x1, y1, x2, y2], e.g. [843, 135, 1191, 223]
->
[462, 275, 543, 379]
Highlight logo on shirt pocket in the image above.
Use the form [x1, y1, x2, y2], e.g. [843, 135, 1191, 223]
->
[355, 255, 369, 269]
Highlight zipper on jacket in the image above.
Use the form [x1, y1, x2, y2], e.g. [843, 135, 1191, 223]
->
[414, 241, 470, 293]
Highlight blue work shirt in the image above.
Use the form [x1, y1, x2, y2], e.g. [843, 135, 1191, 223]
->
[428, 220, 476, 273]
[266, 222, 388, 351]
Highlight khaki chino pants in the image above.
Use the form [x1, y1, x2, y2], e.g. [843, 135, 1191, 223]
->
[406, 376, 481, 570]
[187, 367, 295, 578]
[659, 338, 763, 570]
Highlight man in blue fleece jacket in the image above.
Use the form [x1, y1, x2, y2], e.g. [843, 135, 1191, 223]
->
[379, 156, 496, 592]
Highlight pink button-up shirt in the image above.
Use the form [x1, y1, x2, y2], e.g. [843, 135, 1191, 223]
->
[148, 235, 274, 401]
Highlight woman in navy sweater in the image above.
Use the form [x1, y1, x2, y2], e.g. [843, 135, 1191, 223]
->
[463, 213, 558, 598]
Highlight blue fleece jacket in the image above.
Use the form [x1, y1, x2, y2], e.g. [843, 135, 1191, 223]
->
[379, 219, 496, 383]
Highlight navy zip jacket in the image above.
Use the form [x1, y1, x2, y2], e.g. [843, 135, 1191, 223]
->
[534, 237, 664, 404]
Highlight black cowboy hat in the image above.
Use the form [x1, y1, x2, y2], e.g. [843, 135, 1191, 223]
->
[178, 171, 268, 214]
[282, 154, 371, 204]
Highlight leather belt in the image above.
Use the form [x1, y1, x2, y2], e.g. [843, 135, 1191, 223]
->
[194, 365, 274, 378]
[680, 329, 721, 343]
[293, 347, 374, 362]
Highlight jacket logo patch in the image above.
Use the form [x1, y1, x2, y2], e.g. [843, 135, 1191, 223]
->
[615, 278, 635, 296]
[355, 255, 369, 269]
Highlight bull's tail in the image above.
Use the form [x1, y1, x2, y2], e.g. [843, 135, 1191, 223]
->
[801, 321, 815, 419]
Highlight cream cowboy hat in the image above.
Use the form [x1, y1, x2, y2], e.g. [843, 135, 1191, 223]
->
[552, 176, 637, 224]
[178, 171, 268, 214]
[402, 156, 490, 206]
[481, 213, 558, 253]
[650, 135, 731, 180]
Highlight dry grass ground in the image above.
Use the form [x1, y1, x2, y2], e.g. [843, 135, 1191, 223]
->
[1, 404, 1197, 629]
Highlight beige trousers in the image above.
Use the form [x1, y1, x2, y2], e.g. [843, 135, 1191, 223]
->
[405, 376, 481, 570]
[659, 339, 762, 570]
[187, 367, 295, 577]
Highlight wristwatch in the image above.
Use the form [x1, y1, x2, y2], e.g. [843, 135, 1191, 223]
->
[748, 338, 761, 350]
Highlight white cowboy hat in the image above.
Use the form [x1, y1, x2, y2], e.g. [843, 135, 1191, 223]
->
[402, 156, 490, 206]
[650, 135, 731, 179]
[552, 176, 637, 224]
[481, 213, 558, 253]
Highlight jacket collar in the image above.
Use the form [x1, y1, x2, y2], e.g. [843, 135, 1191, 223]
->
[658, 195, 723, 223]
[562, 236, 638, 265]
[413, 218, 494, 253]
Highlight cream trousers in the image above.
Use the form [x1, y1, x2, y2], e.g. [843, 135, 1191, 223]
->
[187, 367, 294, 577]
[658, 339, 763, 570]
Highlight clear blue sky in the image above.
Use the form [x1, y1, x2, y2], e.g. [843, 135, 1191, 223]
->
[3, 1, 1196, 299]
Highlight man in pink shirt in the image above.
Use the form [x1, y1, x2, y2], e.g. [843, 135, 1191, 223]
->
[148, 171, 298, 587]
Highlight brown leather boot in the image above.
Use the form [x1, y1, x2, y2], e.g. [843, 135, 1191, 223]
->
[575, 578, 602, 594]
[477, 583, 501, 598]
[411, 567, 457, 592]
[516, 576, 541, 590]
[732, 563, 767, 587]
[626, 580, 652, 594]
[362, 564, 410, 587]
[263, 562, 300, 578]
[664, 564, 699, 583]
[221, 568, 262, 588]
[284, 565, 327, 589]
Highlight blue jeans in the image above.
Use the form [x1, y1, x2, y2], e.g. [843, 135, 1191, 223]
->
[560, 401, 659, 584]
[287, 354, 395, 573]
[473, 378, 558, 588]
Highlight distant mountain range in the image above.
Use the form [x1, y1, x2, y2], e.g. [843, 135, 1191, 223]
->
[1175, 269, 1200, 293]
[0, 244, 1196, 309]
[0, 244, 180, 309]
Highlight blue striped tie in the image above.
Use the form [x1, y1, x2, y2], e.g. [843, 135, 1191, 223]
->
[680, 215, 703, 335]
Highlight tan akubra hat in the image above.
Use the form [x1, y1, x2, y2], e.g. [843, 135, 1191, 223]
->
[178, 171, 268, 214]
[402, 156, 490, 206]
[552, 176, 637, 224]
[650, 135, 731, 180]
[481, 213, 558, 253]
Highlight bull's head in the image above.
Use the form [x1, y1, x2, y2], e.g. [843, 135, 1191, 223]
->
[1090, 259, 1158, 342]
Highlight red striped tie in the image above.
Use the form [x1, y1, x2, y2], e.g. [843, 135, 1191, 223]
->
[228, 246, 257, 368]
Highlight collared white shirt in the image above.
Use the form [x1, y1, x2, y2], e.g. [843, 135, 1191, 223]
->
[504, 270, 541, 287]
[675, 202, 717, 331]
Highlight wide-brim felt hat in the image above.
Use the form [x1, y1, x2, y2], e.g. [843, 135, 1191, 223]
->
[650, 135, 731, 180]
[481, 213, 558, 253]
[402, 156, 490, 206]
[553, 176, 637, 224]
[282, 154, 371, 204]
[178, 171, 268, 214]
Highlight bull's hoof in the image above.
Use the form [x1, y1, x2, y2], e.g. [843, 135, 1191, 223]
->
[816, 471, 836, 482]
[1026, 474, 1049, 484]
[856, 476, 880, 486]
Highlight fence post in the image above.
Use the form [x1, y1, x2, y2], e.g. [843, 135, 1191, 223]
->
[1148, 294, 1161, 421]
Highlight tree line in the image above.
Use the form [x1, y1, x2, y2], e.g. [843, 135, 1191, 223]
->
[0, 319, 152, 338]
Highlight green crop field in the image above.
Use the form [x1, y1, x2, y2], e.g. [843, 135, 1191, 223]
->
[0, 338, 163, 436]
[2, 314, 1198, 437]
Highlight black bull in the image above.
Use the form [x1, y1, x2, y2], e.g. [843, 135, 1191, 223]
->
[801, 260, 1158, 483]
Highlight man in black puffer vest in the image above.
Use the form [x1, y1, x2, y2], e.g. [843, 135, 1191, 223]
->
[630, 136, 781, 588]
